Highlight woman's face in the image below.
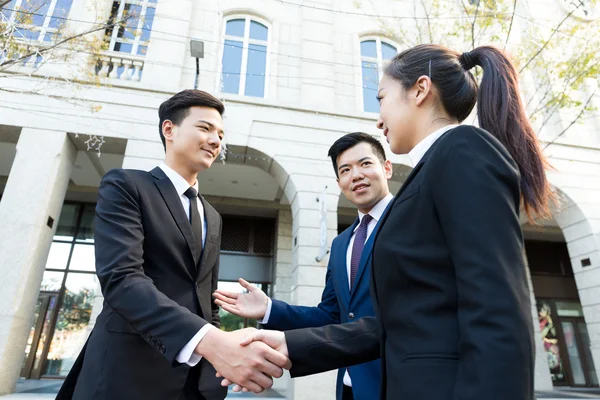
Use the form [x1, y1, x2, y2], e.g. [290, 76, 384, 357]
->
[376, 74, 418, 155]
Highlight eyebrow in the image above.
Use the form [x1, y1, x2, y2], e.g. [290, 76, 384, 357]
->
[337, 157, 374, 171]
[197, 120, 225, 135]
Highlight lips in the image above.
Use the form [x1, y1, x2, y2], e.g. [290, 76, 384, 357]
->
[383, 128, 389, 137]
[352, 183, 369, 192]
[201, 149, 215, 158]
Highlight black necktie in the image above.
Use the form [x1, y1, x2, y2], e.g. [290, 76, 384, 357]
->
[184, 187, 203, 264]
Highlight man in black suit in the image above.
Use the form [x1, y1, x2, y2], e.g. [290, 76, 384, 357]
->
[57, 90, 290, 400]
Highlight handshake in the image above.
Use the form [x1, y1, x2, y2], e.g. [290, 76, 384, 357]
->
[194, 279, 288, 394]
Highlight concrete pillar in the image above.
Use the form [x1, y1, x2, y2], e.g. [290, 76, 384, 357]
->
[287, 186, 338, 400]
[273, 208, 293, 304]
[270, 208, 294, 396]
[523, 254, 555, 390]
[0, 128, 76, 394]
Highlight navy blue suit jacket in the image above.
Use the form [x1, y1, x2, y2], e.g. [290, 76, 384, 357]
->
[264, 218, 382, 400]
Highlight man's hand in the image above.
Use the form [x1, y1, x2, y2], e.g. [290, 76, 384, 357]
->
[195, 327, 291, 394]
[213, 278, 269, 319]
[217, 330, 289, 392]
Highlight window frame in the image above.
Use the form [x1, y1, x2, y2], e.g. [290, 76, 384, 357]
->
[107, 0, 157, 56]
[219, 14, 271, 98]
[358, 36, 398, 114]
[1, 0, 71, 43]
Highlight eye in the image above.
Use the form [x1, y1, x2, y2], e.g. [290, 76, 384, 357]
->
[376, 96, 383, 103]
[362, 161, 372, 166]
[197, 125, 208, 131]
[340, 168, 349, 175]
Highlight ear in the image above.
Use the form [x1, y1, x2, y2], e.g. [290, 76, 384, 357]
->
[383, 159, 393, 179]
[162, 120, 176, 143]
[414, 75, 432, 107]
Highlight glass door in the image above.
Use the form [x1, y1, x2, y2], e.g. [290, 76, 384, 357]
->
[21, 292, 59, 379]
[560, 317, 599, 387]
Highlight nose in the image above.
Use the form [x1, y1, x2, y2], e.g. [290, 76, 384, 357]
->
[376, 117, 384, 130]
[351, 169, 364, 182]
[207, 132, 220, 147]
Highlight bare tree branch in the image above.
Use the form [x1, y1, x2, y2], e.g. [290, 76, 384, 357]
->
[0, 0, 11, 9]
[504, 0, 518, 50]
[420, 0, 433, 43]
[518, 6, 578, 74]
[543, 88, 597, 150]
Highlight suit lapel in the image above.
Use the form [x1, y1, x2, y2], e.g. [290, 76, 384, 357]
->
[350, 201, 393, 300]
[197, 196, 219, 282]
[338, 219, 359, 305]
[151, 167, 197, 277]
[368, 141, 440, 310]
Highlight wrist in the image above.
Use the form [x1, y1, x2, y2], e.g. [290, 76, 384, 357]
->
[194, 326, 222, 358]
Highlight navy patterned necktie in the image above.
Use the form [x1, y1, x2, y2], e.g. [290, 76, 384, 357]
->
[350, 214, 373, 289]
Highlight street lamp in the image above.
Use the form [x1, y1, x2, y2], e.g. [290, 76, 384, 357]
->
[189, 39, 204, 89]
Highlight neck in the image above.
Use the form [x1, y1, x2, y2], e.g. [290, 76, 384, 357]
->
[164, 157, 199, 186]
[412, 112, 458, 149]
[357, 191, 389, 215]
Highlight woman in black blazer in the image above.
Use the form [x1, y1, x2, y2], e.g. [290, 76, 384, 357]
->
[222, 44, 553, 400]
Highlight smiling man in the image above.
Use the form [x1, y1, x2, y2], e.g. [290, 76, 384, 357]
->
[57, 90, 290, 400]
[213, 132, 393, 400]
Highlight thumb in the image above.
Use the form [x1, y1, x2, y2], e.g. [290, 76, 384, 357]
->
[240, 330, 262, 346]
[239, 278, 257, 293]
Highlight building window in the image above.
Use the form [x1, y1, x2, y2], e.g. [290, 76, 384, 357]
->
[360, 38, 397, 113]
[21, 203, 98, 379]
[0, 0, 73, 42]
[221, 16, 269, 98]
[106, 0, 157, 56]
[220, 215, 274, 255]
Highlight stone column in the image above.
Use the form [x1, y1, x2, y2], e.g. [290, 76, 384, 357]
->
[0, 128, 76, 394]
[287, 186, 338, 400]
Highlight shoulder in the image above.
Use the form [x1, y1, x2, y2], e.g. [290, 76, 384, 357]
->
[102, 168, 150, 182]
[434, 125, 518, 172]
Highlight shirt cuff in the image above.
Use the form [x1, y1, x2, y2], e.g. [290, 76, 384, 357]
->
[176, 324, 215, 366]
[258, 297, 273, 324]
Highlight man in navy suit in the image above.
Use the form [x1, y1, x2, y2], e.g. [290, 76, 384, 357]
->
[213, 132, 393, 400]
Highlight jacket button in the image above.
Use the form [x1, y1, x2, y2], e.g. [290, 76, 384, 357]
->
[348, 312, 355, 320]
[161, 345, 166, 354]
[195, 282, 201, 289]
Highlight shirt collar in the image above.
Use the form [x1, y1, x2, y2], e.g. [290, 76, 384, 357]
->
[408, 124, 458, 167]
[159, 163, 198, 196]
[355, 193, 394, 231]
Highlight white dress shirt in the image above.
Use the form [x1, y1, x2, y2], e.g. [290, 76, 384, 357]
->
[408, 124, 458, 167]
[158, 163, 214, 367]
[261, 193, 394, 387]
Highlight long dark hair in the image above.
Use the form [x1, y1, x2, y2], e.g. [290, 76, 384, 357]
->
[385, 44, 554, 220]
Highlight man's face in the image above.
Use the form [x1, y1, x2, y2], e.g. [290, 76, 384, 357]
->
[336, 142, 392, 214]
[164, 106, 224, 172]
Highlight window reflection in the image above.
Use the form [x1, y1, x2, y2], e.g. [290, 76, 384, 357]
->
[538, 301, 567, 384]
[44, 273, 97, 376]
[68, 245, 95, 272]
[217, 281, 260, 332]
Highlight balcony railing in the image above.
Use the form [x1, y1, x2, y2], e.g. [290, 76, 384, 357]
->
[94, 52, 145, 82]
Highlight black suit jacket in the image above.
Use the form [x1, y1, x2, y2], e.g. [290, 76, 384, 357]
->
[285, 126, 535, 400]
[57, 167, 226, 400]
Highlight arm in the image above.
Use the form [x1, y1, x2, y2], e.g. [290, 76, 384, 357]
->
[285, 316, 380, 377]
[433, 129, 534, 400]
[95, 169, 206, 364]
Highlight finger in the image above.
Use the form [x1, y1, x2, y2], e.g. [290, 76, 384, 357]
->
[232, 384, 243, 392]
[216, 302, 243, 316]
[262, 345, 292, 372]
[247, 371, 273, 392]
[242, 387, 250, 392]
[216, 372, 222, 378]
[239, 278, 257, 292]
[213, 292, 239, 305]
